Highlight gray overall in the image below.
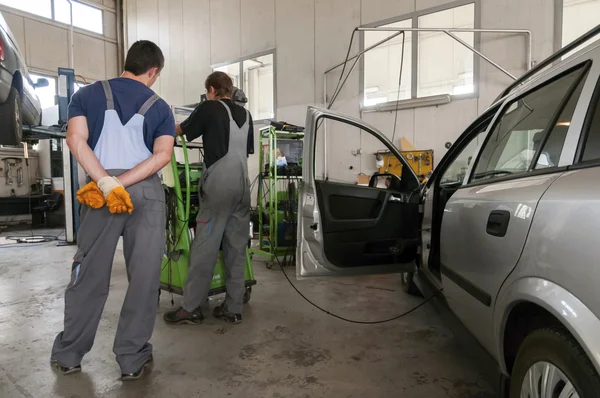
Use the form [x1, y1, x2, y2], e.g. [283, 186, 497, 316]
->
[51, 81, 166, 374]
[183, 100, 251, 314]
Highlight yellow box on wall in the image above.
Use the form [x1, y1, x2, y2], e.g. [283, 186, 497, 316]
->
[377, 150, 434, 182]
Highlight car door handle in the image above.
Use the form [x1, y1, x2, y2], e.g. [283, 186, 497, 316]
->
[486, 210, 510, 237]
[388, 195, 403, 202]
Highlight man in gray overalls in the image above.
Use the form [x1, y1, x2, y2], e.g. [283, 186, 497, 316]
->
[164, 71, 254, 325]
[50, 41, 175, 380]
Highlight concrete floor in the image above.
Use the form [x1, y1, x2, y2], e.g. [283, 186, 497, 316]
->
[0, 230, 495, 397]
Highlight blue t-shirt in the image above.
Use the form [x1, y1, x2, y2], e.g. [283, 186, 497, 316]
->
[68, 78, 175, 152]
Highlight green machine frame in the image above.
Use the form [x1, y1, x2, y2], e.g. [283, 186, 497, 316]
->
[251, 126, 303, 266]
[159, 132, 256, 301]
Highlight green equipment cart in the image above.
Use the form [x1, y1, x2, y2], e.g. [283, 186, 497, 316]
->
[251, 125, 304, 268]
[159, 131, 256, 303]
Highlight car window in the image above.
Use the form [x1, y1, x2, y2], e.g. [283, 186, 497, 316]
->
[535, 72, 588, 169]
[313, 117, 419, 192]
[580, 81, 600, 162]
[440, 129, 487, 185]
[472, 65, 588, 182]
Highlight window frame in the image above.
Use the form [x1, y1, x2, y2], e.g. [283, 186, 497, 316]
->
[0, 0, 52, 19]
[53, 0, 104, 35]
[573, 66, 600, 166]
[211, 49, 277, 123]
[554, 0, 600, 53]
[0, 0, 107, 37]
[359, 0, 481, 111]
[466, 61, 592, 187]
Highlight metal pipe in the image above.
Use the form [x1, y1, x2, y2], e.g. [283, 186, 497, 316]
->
[357, 27, 532, 34]
[323, 73, 327, 180]
[444, 31, 516, 80]
[356, 27, 532, 71]
[328, 54, 362, 108]
[325, 31, 402, 74]
[116, 0, 123, 74]
[67, 0, 74, 69]
[527, 31, 533, 70]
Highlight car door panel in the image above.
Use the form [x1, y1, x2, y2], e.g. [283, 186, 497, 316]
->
[297, 107, 421, 277]
[441, 172, 562, 353]
[316, 180, 420, 267]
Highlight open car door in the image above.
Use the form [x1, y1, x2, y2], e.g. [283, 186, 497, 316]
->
[296, 107, 422, 277]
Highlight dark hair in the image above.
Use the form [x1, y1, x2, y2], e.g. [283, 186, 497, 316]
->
[205, 71, 233, 98]
[124, 40, 165, 76]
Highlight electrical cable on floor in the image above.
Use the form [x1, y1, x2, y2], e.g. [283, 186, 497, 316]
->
[273, 246, 443, 324]
[0, 242, 57, 249]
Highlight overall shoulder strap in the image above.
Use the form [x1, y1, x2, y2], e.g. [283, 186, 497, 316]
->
[138, 94, 161, 116]
[218, 100, 234, 121]
[101, 81, 114, 110]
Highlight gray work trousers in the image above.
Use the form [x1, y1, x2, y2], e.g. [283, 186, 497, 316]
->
[51, 171, 165, 374]
[183, 169, 250, 314]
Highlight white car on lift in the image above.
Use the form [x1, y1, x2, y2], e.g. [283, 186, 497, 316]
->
[297, 26, 600, 397]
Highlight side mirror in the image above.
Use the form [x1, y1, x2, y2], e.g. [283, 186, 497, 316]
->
[34, 78, 49, 88]
[369, 172, 401, 190]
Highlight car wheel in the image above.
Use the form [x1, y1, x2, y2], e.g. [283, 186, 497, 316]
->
[0, 87, 22, 146]
[401, 271, 421, 296]
[509, 327, 600, 398]
[243, 287, 252, 304]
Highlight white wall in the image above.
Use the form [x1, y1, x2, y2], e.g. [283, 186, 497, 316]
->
[124, 0, 556, 184]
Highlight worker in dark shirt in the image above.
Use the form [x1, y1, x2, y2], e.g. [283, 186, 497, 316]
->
[164, 71, 253, 325]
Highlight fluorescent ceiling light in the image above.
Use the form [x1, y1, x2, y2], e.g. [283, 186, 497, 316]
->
[365, 94, 451, 112]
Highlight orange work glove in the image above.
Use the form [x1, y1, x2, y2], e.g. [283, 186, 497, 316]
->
[76, 181, 105, 209]
[97, 176, 135, 214]
[106, 186, 134, 214]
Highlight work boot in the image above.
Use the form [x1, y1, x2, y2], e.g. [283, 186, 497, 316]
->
[213, 303, 242, 324]
[50, 359, 81, 375]
[163, 306, 204, 325]
[121, 354, 153, 381]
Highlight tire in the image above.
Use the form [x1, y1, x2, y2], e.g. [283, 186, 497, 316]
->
[509, 327, 600, 398]
[0, 87, 22, 146]
[401, 271, 421, 296]
[243, 287, 252, 304]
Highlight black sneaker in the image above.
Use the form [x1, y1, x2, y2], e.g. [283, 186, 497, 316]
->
[51, 359, 81, 375]
[121, 354, 153, 381]
[163, 306, 204, 325]
[213, 303, 242, 324]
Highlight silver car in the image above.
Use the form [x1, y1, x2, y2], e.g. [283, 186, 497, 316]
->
[297, 26, 600, 397]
